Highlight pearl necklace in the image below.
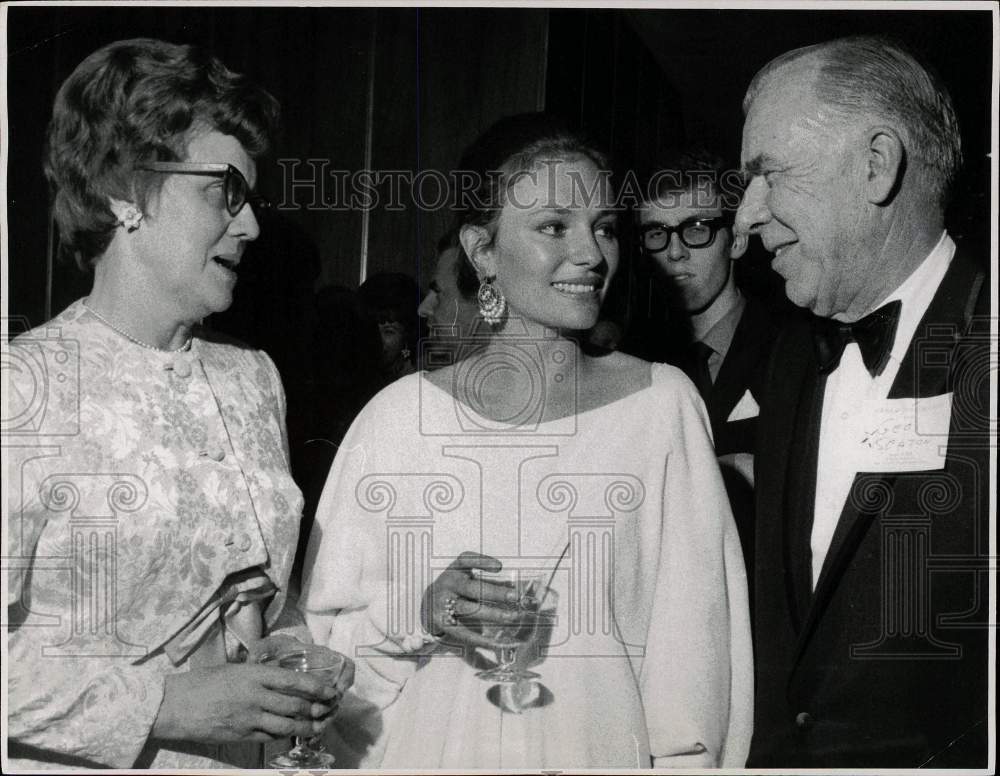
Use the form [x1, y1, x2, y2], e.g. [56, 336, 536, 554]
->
[83, 302, 192, 353]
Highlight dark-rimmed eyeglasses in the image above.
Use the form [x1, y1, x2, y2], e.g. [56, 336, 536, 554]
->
[638, 216, 729, 252]
[136, 162, 271, 217]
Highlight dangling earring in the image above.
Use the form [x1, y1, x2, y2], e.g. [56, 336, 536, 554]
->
[477, 276, 506, 326]
[118, 206, 143, 233]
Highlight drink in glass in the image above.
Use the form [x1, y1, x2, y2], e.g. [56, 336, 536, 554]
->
[264, 644, 348, 769]
[475, 571, 556, 683]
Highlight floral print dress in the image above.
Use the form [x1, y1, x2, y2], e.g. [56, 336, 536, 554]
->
[5, 299, 303, 768]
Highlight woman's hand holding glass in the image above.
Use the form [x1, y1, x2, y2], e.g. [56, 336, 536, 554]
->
[248, 634, 355, 711]
[421, 551, 526, 650]
[258, 643, 354, 768]
[474, 569, 556, 683]
[151, 661, 341, 744]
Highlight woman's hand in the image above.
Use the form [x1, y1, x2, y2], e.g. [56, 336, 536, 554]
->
[151, 663, 339, 743]
[246, 635, 356, 718]
[420, 551, 522, 649]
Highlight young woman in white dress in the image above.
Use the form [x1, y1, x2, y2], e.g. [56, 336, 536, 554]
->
[301, 113, 752, 769]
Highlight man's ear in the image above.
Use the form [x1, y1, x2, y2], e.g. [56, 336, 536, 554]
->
[729, 229, 748, 259]
[459, 224, 496, 278]
[865, 127, 905, 205]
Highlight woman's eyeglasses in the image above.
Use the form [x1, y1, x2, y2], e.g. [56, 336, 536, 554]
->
[136, 162, 271, 217]
[638, 216, 729, 252]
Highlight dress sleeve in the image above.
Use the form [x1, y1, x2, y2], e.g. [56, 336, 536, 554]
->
[5, 346, 168, 767]
[7, 640, 166, 768]
[7, 461, 166, 768]
[642, 377, 754, 768]
[6, 359, 49, 606]
[299, 396, 425, 714]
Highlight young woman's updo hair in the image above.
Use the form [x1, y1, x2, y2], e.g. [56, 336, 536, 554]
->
[45, 38, 280, 268]
[454, 112, 612, 242]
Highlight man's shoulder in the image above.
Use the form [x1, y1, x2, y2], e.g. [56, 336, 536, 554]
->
[727, 294, 807, 370]
[901, 241, 989, 342]
[750, 304, 815, 400]
[942, 242, 988, 315]
[742, 292, 796, 331]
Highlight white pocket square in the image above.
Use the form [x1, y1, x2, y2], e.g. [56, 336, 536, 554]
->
[727, 389, 760, 422]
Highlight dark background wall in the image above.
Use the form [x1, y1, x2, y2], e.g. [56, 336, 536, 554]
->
[5, 6, 552, 329]
[622, 8, 993, 244]
[6, 6, 991, 332]
[5, 6, 991, 563]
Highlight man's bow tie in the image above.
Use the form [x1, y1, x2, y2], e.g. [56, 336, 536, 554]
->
[812, 299, 902, 377]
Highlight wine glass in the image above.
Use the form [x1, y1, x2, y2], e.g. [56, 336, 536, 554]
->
[474, 569, 557, 683]
[263, 643, 348, 769]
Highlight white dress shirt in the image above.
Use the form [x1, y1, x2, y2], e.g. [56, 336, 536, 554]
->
[810, 232, 954, 588]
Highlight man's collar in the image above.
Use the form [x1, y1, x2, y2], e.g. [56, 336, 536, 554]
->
[699, 292, 746, 358]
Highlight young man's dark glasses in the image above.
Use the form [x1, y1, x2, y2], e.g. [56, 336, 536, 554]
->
[638, 216, 730, 252]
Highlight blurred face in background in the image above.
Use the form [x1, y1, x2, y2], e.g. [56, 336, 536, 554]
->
[376, 319, 408, 366]
[418, 245, 480, 340]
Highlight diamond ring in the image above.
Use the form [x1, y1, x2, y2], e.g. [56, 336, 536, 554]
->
[444, 596, 459, 626]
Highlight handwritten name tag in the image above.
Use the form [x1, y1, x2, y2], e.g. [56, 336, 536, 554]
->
[853, 393, 953, 472]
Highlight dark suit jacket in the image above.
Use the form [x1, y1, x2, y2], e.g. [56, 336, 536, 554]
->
[630, 295, 780, 455]
[749, 249, 989, 767]
[629, 296, 781, 584]
[699, 296, 780, 457]
[699, 296, 779, 587]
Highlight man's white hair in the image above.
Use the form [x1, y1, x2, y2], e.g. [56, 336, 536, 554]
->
[744, 35, 962, 207]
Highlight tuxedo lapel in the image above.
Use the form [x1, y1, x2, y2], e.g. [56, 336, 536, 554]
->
[757, 319, 819, 633]
[792, 250, 985, 665]
[782, 363, 825, 631]
[889, 250, 983, 400]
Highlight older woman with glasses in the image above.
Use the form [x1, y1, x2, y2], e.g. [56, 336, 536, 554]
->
[6, 38, 351, 769]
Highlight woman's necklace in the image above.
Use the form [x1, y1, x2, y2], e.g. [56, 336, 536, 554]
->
[83, 302, 192, 353]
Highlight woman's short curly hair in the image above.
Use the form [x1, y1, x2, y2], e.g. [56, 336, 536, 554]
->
[45, 37, 280, 268]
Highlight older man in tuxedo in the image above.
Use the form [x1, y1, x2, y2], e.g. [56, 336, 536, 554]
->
[736, 35, 990, 767]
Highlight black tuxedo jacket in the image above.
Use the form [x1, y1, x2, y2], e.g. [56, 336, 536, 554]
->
[748, 249, 990, 767]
